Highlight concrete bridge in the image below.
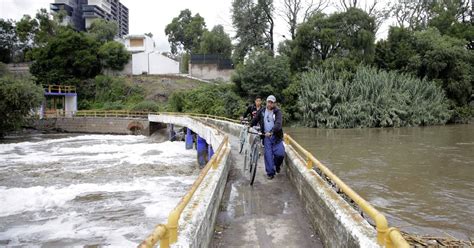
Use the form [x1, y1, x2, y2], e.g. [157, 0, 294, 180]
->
[34, 111, 409, 248]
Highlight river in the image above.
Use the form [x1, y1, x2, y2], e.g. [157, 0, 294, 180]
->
[0, 133, 198, 247]
[286, 124, 474, 240]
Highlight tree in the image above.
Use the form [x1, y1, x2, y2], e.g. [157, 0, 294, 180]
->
[30, 29, 101, 85]
[98, 41, 131, 71]
[231, 0, 270, 63]
[279, 0, 329, 39]
[427, 0, 473, 49]
[337, 0, 390, 32]
[390, 0, 437, 30]
[0, 77, 44, 136]
[198, 25, 232, 58]
[259, 0, 275, 53]
[232, 50, 291, 98]
[15, 15, 38, 62]
[0, 19, 16, 63]
[290, 8, 376, 71]
[165, 9, 206, 54]
[375, 27, 473, 107]
[34, 8, 58, 45]
[88, 19, 118, 43]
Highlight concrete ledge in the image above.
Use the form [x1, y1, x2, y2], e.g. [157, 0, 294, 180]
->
[32, 117, 152, 135]
[148, 114, 231, 248]
[285, 145, 380, 248]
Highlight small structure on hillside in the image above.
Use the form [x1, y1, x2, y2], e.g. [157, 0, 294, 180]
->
[121, 34, 180, 75]
[189, 54, 234, 82]
[40, 85, 77, 118]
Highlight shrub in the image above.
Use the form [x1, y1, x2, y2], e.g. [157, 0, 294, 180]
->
[131, 100, 160, 112]
[103, 101, 125, 110]
[168, 84, 245, 118]
[299, 65, 451, 128]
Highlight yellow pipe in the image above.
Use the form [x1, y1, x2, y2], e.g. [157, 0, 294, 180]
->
[138, 224, 168, 248]
[386, 228, 410, 248]
[284, 134, 409, 247]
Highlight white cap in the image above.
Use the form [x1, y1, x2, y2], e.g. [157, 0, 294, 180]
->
[266, 95, 276, 102]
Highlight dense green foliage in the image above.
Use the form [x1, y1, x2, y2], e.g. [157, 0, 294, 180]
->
[0, 76, 44, 135]
[87, 19, 118, 43]
[168, 84, 245, 118]
[290, 8, 376, 71]
[232, 50, 291, 99]
[231, 0, 274, 63]
[30, 29, 102, 85]
[165, 9, 207, 54]
[30, 26, 130, 86]
[299, 66, 451, 128]
[0, 19, 18, 63]
[131, 100, 161, 112]
[198, 25, 232, 59]
[98, 41, 131, 71]
[376, 27, 473, 107]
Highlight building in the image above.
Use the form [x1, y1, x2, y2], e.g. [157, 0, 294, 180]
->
[50, 0, 129, 37]
[121, 34, 180, 75]
[40, 85, 78, 118]
[189, 54, 234, 81]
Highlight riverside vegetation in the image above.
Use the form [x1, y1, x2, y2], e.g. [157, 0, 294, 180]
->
[1, 1, 472, 132]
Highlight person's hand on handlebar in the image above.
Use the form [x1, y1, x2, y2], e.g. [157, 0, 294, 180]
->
[265, 132, 272, 137]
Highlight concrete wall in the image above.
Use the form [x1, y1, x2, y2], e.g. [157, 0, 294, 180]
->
[132, 52, 180, 75]
[64, 95, 77, 117]
[148, 114, 231, 248]
[33, 117, 160, 136]
[196, 117, 381, 248]
[284, 146, 380, 248]
[189, 64, 233, 82]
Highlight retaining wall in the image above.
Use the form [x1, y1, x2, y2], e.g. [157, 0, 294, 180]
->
[148, 114, 231, 248]
[285, 145, 380, 248]
[32, 117, 162, 136]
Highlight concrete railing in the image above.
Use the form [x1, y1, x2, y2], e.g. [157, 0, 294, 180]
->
[139, 114, 232, 248]
[284, 134, 409, 248]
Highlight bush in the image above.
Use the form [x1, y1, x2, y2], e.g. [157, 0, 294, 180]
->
[232, 50, 291, 98]
[103, 101, 125, 110]
[93, 75, 144, 103]
[131, 100, 160, 112]
[299, 65, 451, 128]
[168, 84, 245, 118]
[0, 76, 44, 135]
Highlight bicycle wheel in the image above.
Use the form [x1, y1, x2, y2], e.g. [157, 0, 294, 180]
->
[238, 129, 245, 154]
[243, 148, 249, 173]
[250, 141, 259, 186]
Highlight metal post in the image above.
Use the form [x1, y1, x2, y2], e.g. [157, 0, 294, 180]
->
[197, 136, 208, 169]
[208, 145, 214, 161]
[169, 124, 176, 141]
[185, 128, 193, 149]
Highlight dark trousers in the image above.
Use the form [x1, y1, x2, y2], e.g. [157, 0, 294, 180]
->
[263, 136, 285, 176]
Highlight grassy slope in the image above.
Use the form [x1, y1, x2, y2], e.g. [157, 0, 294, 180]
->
[124, 74, 206, 103]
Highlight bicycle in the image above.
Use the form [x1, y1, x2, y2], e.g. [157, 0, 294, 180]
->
[244, 127, 263, 186]
[238, 119, 250, 154]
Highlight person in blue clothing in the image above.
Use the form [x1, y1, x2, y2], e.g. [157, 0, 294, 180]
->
[251, 95, 285, 180]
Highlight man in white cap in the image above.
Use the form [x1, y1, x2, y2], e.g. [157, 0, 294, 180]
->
[250, 95, 285, 179]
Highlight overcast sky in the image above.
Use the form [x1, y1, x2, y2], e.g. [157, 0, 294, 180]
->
[0, 0, 393, 52]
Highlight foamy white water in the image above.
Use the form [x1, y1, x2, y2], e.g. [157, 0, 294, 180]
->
[0, 134, 198, 247]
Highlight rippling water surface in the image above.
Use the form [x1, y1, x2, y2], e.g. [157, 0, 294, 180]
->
[286, 124, 474, 240]
[0, 133, 197, 246]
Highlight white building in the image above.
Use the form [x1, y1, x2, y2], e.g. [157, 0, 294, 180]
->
[122, 35, 180, 75]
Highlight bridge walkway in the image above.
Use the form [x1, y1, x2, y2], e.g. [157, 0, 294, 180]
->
[211, 135, 323, 248]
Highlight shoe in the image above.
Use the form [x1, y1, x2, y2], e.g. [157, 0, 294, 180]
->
[266, 175, 274, 180]
[276, 167, 281, 174]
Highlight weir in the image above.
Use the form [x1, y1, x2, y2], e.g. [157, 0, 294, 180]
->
[33, 111, 411, 247]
